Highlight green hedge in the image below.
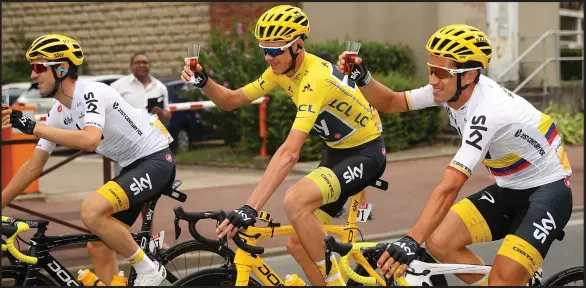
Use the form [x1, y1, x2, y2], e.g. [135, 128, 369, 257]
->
[180, 21, 440, 159]
[543, 101, 584, 145]
[560, 48, 583, 81]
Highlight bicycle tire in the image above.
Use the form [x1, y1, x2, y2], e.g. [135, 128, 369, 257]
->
[1, 265, 57, 286]
[128, 240, 235, 285]
[346, 250, 448, 286]
[172, 267, 263, 286]
[543, 266, 584, 286]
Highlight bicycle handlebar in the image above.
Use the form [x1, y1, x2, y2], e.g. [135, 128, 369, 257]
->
[172, 206, 265, 255]
[324, 235, 389, 286]
[1, 216, 38, 264]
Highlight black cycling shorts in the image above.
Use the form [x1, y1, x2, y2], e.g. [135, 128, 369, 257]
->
[97, 147, 176, 227]
[305, 136, 386, 223]
[451, 177, 573, 276]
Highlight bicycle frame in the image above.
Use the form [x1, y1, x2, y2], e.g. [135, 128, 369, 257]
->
[393, 259, 491, 286]
[7, 198, 160, 286]
[233, 191, 366, 286]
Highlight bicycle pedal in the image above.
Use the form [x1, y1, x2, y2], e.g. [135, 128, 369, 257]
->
[257, 211, 272, 222]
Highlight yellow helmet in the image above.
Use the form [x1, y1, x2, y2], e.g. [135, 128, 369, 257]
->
[255, 5, 310, 42]
[426, 24, 492, 68]
[26, 34, 84, 66]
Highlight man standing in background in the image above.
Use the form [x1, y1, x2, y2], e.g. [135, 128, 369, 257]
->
[110, 52, 171, 176]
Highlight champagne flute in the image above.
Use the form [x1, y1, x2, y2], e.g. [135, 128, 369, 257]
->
[342, 40, 361, 85]
[2, 89, 9, 110]
[187, 43, 201, 84]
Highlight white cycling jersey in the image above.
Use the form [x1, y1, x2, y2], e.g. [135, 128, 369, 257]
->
[405, 74, 572, 190]
[36, 80, 172, 167]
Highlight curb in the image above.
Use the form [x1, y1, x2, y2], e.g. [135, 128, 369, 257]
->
[67, 205, 584, 275]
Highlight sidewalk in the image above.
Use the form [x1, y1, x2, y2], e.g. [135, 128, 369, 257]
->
[3, 145, 583, 270]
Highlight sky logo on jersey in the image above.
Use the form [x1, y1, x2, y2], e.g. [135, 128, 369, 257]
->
[343, 163, 363, 184]
[130, 173, 152, 195]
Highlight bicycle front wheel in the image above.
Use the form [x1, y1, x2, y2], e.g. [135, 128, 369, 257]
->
[128, 240, 235, 285]
[1, 265, 57, 286]
[543, 266, 584, 286]
[172, 267, 263, 286]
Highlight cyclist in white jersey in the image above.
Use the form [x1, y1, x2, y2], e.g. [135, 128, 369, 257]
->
[1, 34, 172, 286]
[336, 24, 573, 286]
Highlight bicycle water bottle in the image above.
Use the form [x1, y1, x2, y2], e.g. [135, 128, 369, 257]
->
[77, 269, 105, 286]
[110, 271, 128, 286]
[285, 274, 307, 286]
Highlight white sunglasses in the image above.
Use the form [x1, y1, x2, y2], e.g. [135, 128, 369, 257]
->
[258, 36, 301, 57]
[426, 62, 481, 79]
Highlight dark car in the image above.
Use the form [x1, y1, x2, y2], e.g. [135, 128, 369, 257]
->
[163, 79, 220, 152]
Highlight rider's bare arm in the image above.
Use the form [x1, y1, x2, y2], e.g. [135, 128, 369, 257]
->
[359, 78, 409, 113]
[246, 129, 308, 210]
[1, 149, 50, 208]
[33, 124, 103, 152]
[406, 168, 467, 244]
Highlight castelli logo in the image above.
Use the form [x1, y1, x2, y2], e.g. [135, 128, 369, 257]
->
[382, 148, 386, 155]
[166, 154, 172, 162]
[58, 105, 62, 112]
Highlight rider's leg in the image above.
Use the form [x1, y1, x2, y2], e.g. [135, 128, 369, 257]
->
[286, 208, 335, 286]
[80, 189, 157, 273]
[489, 178, 572, 286]
[284, 175, 346, 286]
[427, 184, 509, 285]
[87, 241, 118, 285]
[426, 210, 488, 285]
[287, 233, 325, 286]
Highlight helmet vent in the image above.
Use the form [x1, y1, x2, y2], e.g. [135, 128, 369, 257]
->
[474, 42, 490, 48]
[293, 15, 305, 24]
[453, 47, 469, 54]
[73, 44, 80, 49]
[274, 14, 283, 21]
[285, 7, 294, 12]
[437, 39, 451, 51]
[430, 37, 440, 49]
[266, 25, 276, 37]
[273, 26, 284, 36]
[44, 44, 69, 53]
[300, 19, 309, 27]
[452, 30, 465, 37]
[464, 36, 475, 41]
[32, 38, 59, 52]
[259, 26, 266, 37]
[447, 42, 459, 51]
[73, 51, 84, 58]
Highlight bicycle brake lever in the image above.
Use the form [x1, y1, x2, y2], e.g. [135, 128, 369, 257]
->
[324, 244, 332, 277]
[174, 217, 181, 241]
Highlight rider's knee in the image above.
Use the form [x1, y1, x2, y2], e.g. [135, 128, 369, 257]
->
[426, 228, 466, 259]
[283, 189, 303, 216]
[87, 241, 113, 258]
[80, 199, 100, 226]
[286, 236, 305, 259]
[488, 264, 529, 286]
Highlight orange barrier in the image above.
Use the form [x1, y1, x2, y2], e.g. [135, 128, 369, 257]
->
[2, 106, 39, 193]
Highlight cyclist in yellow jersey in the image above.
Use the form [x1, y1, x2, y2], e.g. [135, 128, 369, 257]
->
[180, 5, 386, 286]
[336, 24, 573, 286]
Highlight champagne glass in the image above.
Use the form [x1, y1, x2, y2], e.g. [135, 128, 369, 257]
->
[2, 89, 9, 110]
[187, 43, 200, 84]
[343, 41, 361, 85]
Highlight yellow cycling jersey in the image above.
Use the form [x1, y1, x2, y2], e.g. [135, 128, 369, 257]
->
[243, 53, 382, 149]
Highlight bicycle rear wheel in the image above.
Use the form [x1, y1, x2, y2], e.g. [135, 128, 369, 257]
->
[543, 266, 584, 286]
[1, 265, 57, 286]
[172, 267, 263, 286]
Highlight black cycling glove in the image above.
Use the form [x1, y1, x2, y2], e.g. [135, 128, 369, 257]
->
[190, 65, 209, 89]
[382, 235, 420, 265]
[348, 61, 372, 87]
[10, 110, 36, 135]
[226, 205, 258, 230]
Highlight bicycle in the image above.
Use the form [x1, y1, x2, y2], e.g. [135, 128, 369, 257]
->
[0, 179, 232, 286]
[323, 233, 584, 286]
[171, 178, 393, 286]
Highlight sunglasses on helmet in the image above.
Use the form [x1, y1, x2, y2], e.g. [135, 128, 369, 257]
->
[31, 61, 66, 74]
[427, 63, 481, 80]
[258, 36, 301, 57]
